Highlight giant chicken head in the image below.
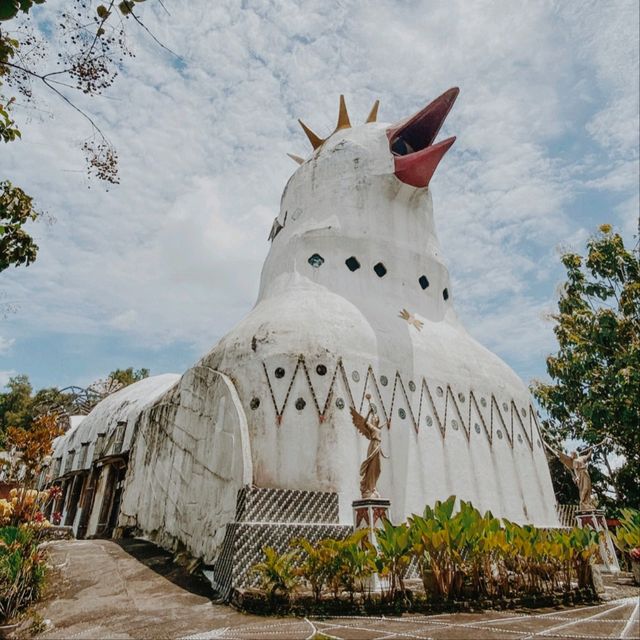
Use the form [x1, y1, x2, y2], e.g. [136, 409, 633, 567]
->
[289, 87, 459, 189]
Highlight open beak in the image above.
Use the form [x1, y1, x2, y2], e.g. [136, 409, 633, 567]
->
[387, 87, 459, 188]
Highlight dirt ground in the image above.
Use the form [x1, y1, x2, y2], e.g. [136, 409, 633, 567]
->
[12, 539, 640, 640]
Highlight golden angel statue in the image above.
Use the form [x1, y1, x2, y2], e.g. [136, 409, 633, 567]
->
[544, 439, 606, 511]
[350, 394, 388, 499]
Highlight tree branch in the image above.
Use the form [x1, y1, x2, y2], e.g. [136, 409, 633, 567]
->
[129, 10, 180, 59]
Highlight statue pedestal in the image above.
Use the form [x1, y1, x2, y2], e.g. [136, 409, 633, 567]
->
[353, 498, 391, 541]
[353, 498, 391, 592]
[576, 509, 620, 574]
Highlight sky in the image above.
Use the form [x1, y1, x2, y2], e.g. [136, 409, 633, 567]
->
[2, 0, 639, 393]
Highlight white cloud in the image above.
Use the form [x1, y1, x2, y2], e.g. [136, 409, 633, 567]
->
[2, 0, 638, 387]
[0, 338, 14, 356]
[0, 371, 15, 387]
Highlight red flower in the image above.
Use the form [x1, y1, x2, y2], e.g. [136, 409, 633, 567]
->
[48, 485, 62, 499]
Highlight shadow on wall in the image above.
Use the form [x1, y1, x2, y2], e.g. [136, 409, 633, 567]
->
[116, 537, 216, 599]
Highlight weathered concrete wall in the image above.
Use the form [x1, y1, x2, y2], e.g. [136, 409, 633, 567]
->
[51, 375, 181, 480]
[118, 367, 252, 563]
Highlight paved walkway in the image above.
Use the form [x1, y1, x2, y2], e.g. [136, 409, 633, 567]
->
[28, 540, 639, 640]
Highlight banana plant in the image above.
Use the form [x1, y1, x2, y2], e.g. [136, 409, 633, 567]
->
[292, 537, 332, 602]
[612, 508, 640, 554]
[375, 519, 412, 601]
[252, 546, 300, 601]
[337, 530, 376, 601]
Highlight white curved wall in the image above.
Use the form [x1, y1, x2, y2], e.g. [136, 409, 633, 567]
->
[118, 366, 252, 563]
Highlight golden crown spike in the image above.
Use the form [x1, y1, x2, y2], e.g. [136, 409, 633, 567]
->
[291, 96, 380, 162]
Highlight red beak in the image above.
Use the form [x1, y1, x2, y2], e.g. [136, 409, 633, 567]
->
[387, 87, 459, 188]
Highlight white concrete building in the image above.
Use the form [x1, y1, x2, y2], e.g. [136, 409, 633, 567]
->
[118, 89, 559, 572]
[49, 89, 559, 595]
[48, 375, 179, 537]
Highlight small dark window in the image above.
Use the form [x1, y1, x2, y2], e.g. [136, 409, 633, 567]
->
[418, 275, 429, 290]
[274, 367, 285, 379]
[295, 398, 306, 410]
[308, 254, 324, 268]
[250, 397, 260, 410]
[316, 364, 327, 376]
[442, 288, 449, 300]
[373, 262, 387, 277]
[345, 256, 360, 271]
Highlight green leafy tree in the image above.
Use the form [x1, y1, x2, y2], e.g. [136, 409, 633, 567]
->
[1, 0, 168, 270]
[0, 374, 70, 445]
[532, 224, 640, 511]
[0, 180, 39, 272]
[0, 374, 32, 438]
[108, 367, 149, 388]
[0, 367, 148, 445]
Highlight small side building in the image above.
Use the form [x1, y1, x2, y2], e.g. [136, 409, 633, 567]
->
[47, 374, 179, 538]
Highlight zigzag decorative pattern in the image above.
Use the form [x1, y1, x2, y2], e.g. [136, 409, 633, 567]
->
[261, 355, 544, 452]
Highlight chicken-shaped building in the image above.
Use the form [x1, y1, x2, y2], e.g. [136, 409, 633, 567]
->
[117, 89, 559, 595]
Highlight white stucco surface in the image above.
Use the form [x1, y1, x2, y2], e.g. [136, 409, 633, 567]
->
[116, 102, 559, 565]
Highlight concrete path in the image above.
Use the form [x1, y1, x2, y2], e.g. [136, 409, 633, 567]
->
[29, 539, 639, 640]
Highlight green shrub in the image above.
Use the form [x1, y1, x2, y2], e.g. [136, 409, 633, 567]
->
[252, 546, 299, 601]
[612, 508, 640, 554]
[375, 519, 411, 601]
[0, 525, 47, 624]
[252, 496, 602, 608]
[334, 530, 376, 601]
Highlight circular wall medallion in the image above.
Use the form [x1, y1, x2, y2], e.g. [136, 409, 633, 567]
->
[480, 397, 487, 407]
[458, 392, 465, 403]
[352, 371, 360, 382]
[335, 397, 345, 410]
[436, 386, 444, 397]
[496, 429, 503, 439]
[425, 416, 433, 426]
[380, 375, 388, 386]
[295, 398, 306, 411]
[398, 408, 406, 419]
[502, 402, 508, 412]
[316, 364, 327, 376]
[517, 434, 523, 444]
[291, 207, 303, 220]
[474, 423, 481, 434]
[521, 407, 527, 417]
[451, 419, 459, 430]
[274, 367, 285, 379]
[408, 380, 416, 392]
[250, 397, 260, 410]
